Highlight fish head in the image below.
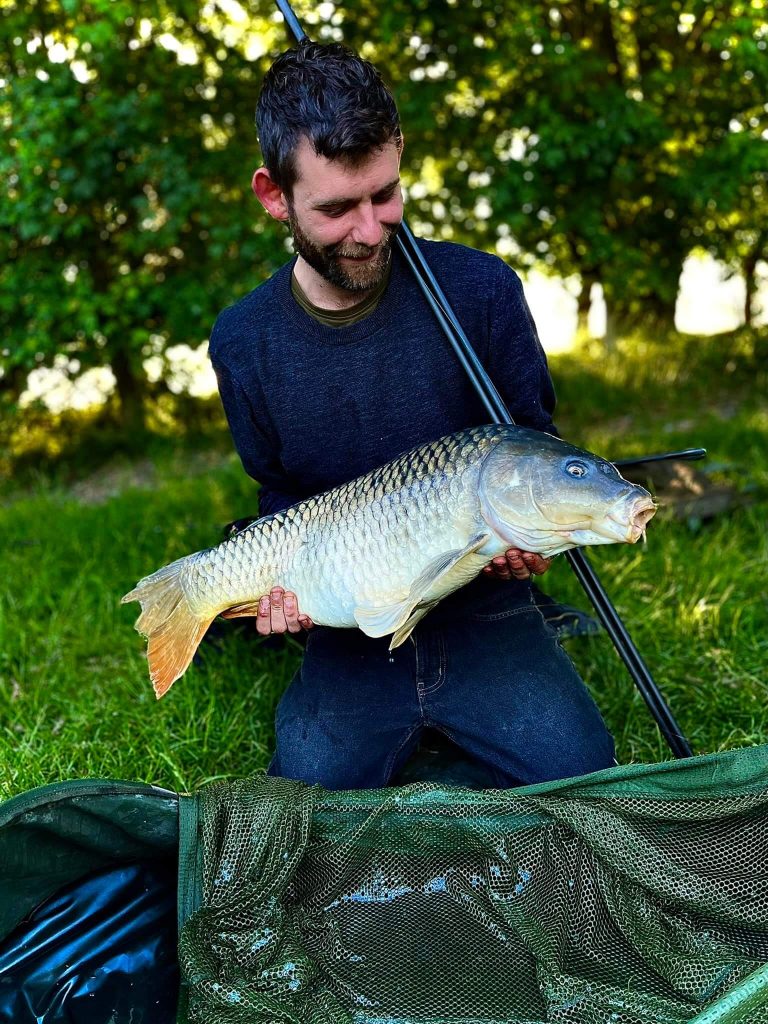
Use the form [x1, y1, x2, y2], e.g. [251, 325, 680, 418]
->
[478, 430, 657, 557]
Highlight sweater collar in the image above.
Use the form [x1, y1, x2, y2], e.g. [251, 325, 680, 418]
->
[273, 244, 416, 346]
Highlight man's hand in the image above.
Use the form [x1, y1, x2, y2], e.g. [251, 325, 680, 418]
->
[257, 587, 314, 635]
[483, 548, 551, 581]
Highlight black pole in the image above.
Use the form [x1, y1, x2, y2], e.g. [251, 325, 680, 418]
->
[614, 448, 706, 469]
[565, 550, 692, 757]
[272, 0, 693, 759]
[275, 0, 307, 41]
[397, 227, 508, 423]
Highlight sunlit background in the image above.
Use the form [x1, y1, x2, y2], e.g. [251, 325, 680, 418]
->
[19, 250, 767, 413]
[4, 0, 767, 425]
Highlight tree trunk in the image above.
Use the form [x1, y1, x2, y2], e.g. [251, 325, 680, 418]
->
[0, 362, 29, 403]
[602, 285, 631, 349]
[743, 231, 767, 328]
[603, 304, 621, 351]
[641, 295, 677, 339]
[111, 348, 146, 435]
[577, 274, 599, 336]
[604, 298, 676, 347]
[602, 249, 683, 348]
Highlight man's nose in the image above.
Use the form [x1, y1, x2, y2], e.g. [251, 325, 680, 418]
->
[350, 202, 383, 247]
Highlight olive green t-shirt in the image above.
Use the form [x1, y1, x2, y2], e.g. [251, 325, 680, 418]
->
[290, 260, 392, 327]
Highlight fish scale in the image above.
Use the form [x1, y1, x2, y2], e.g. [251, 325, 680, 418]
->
[123, 424, 655, 697]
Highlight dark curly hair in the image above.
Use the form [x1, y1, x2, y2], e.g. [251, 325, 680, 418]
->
[256, 40, 402, 195]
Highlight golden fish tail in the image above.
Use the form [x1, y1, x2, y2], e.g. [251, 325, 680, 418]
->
[121, 554, 215, 699]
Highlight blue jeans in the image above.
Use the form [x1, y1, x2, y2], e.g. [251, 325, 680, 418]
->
[267, 580, 615, 790]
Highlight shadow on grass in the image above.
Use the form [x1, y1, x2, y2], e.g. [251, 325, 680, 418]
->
[1, 392, 232, 496]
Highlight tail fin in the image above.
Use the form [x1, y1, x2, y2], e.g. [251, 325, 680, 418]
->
[122, 555, 215, 699]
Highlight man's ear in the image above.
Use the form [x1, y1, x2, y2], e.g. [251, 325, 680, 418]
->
[252, 167, 290, 222]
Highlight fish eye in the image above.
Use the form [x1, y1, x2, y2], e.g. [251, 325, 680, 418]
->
[566, 460, 589, 478]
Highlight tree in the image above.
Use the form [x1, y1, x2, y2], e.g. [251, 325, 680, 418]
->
[2, 0, 766, 422]
[0, 0, 288, 429]
[341, 0, 768, 336]
[690, 135, 768, 328]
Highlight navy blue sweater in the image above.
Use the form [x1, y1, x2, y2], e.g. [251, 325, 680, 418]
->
[209, 238, 556, 519]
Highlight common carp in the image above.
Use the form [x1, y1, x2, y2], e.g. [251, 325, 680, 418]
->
[123, 424, 655, 698]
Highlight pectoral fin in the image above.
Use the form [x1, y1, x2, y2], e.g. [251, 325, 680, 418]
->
[389, 602, 439, 649]
[354, 533, 491, 648]
[354, 599, 417, 639]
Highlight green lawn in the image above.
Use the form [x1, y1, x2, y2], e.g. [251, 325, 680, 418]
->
[1, 330, 766, 798]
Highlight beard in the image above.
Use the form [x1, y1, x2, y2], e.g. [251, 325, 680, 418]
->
[287, 207, 399, 294]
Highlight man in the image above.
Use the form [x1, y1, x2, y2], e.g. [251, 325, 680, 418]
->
[209, 40, 615, 790]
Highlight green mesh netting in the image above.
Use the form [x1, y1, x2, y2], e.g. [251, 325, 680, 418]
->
[177, 744, 768, 1024]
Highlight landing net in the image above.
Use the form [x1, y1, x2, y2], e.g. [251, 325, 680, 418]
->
[178, 745, 768, 1023]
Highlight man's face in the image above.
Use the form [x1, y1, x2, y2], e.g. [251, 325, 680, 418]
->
[285, 137, 403, 293]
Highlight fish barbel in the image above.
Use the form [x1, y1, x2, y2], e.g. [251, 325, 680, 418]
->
[122, 424, 656, 698]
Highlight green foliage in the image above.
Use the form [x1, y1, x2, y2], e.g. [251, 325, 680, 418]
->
[1, 0, 767, 422]
[348, 0, 768, 329]
[1, 0, 290, 423]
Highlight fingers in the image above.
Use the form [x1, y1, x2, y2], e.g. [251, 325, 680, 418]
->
[255, 588, 314, 635]
[482, 549, 552, 581]
[505, 550, 530, 579]
[523, 552, 552, 576]
[256, 595, 272, 635]
[282, 591, 302, 634]
[485, 555, 513, 580]
[269, 587, 288, 633]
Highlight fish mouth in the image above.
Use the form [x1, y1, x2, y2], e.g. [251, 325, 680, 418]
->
[602, 494, 657, 544]
[626, 498, 657, 543]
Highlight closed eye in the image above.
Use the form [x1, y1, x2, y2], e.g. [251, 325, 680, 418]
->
[318, 181, 400, 218]
[373, 182, 400, 204]
[322, 203, 353, 218]
[321, 193, 396, 219]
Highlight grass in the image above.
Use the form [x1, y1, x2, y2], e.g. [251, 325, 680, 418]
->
[1, 329, 766, 798]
